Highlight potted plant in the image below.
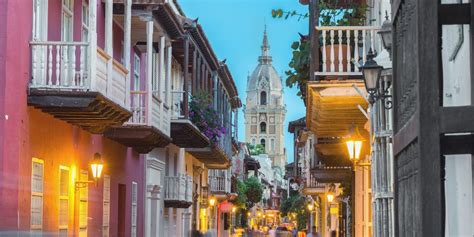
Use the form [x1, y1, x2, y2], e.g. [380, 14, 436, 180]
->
[319, 1, 368, 72]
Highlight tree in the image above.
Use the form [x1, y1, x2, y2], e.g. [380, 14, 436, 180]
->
[234, 180, 248, 208]
[247, 143, 266, 156]
[244, 176, 264, 205]
[280, 192, 309, 231]
[285, 38, 310, 100]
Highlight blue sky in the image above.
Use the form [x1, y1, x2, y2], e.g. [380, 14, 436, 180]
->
[180, 0, 309, 163]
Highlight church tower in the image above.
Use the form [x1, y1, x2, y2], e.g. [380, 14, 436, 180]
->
[244, 27, 287, 169]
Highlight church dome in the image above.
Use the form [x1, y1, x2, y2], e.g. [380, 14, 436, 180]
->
[247, 27, 283, 92]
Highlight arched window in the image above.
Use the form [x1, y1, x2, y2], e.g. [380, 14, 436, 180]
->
[260, 91, 267, 105]
[260, 122, 266, 133]
[270, 139, 275, 152]
[260, 139, 266, 149]
[252, 138, 256, 145]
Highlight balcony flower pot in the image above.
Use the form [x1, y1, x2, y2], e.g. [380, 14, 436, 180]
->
[299, 0, 309, 5]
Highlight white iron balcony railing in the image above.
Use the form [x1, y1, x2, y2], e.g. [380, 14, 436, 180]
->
[209, 175, 231, 193]
[30, 41, 128, 108]
[164, 174, 193, 203]
[315, 26, 381, 77]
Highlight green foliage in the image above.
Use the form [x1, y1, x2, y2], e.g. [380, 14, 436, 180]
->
[244, 176, 264, 205]
[271, 9, 309, 21]
[285, 38, 310, 100]
[247, 143, 266, 156]
[234, 180, 248, 208]
[319, 1, 368, 26]
[280, 192, 309, 230]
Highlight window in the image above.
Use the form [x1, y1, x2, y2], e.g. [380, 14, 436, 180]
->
[81, 1, 89, 42]
[260, 91, 267, 105]
[133, 54, 141, 91]
[79, 170, 88, 237]
[260, 139, 266, 149]
[131, 182, 138, 237]
[32, 0, 48, 41]
[103, 175, 110, 237]
[252, 138, 256, 145]
[59, 166, 70, 234]
[270, 139, 275, 152]
[260, 122, 267, 133]
[62, 0, 73, 42]
[31, 158, 44, 230]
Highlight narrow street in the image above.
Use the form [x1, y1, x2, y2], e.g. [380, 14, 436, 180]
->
[1, 0, 473, 236]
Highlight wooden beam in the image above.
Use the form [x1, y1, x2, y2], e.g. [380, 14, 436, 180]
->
[439, 3, 470, 25]
[439, 106, 474, 134]
[441, 134, 474, 155]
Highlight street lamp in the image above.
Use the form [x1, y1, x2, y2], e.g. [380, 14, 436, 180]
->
[345, 125, 364, 162]
[327, 193, 335, 203]
[307, 203, 314, 212]
[378, 11, 392, 55]
[75, 152, 105, 191]
[209, 196, 217, 207]
[361, 49, 392, 109]
[91, 153, 104, 180]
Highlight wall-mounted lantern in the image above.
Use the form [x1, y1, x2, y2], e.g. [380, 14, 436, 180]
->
[345, 125, 364, 162]
[75, 152, 104, 191]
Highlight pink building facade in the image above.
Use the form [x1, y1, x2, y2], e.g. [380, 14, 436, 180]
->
[0, 0, 145, 236]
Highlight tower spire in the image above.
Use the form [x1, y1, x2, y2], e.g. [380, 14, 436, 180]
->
[259, 24, 272, 64]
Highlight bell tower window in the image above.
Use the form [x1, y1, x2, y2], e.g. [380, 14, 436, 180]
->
[260, 139, 266, 149]
[260, 122, 266, 133]
[260, 91, 267, 105]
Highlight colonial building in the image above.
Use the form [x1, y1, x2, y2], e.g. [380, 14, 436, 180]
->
[244, 27, 287, 170]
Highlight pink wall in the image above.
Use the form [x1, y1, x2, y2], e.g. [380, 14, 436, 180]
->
[0, 0, 32, 230]
[0, 1, 144, 237]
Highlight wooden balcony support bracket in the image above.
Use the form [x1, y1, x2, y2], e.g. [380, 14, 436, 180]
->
[187, 145, 231, 169]
[104, 125, 172, 153]
[28, 90, 131, 134]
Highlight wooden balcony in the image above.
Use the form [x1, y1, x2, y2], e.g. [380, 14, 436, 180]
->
[187, 144, 230, 169]
[309, 166, 352, 183]
[163, 174, 193, 208]
[302, 173, 326, 195]
[170, 91, 210, 148]
[315, 26, 381, 79]
[28, 41, 131, 134]
[104, 91, 171, 153]
[209, 173, 232, 200]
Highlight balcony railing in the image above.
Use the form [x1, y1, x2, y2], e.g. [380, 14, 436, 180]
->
[209, 175, 231, 194]
[164, 174, 193, 203]
[30, 41, 89, 90]
[171, 90, 189, 120]
[315, 26, 381, 77]
[30, 41, 128, 108]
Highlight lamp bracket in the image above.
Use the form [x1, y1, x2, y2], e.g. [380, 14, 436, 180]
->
[75, 180, 95, 191]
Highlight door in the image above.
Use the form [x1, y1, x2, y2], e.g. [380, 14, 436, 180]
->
[118, 184, 126, 237]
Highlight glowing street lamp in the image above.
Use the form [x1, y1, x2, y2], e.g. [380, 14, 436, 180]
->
[232, 207, 237, 213]
[209, 196, 217, 207]
[307, 203, 314, 212]
[327, 193, 335, 203]
[75, 152, 105, 191]
[345, 125, 364, 162]
[91, 153, 104, 180]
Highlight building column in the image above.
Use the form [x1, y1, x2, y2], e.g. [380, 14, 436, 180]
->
[104, 0, 113, 96]
[88, 0, 97, 90]
[146, 20, 154, 126]
[123, 0, 132, 108]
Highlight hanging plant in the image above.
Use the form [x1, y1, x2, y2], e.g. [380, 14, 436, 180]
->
[189, 91, 226, 145]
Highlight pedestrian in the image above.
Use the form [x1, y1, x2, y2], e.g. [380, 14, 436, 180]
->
[292, 228, 298, 237]
[268, 226, 276, 237]
[307, 226, 317, 237]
